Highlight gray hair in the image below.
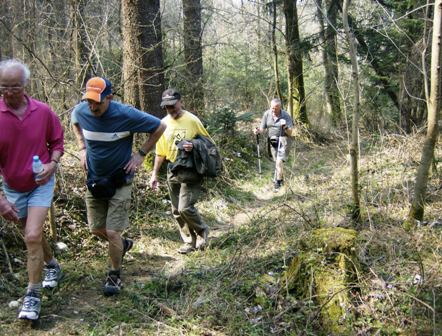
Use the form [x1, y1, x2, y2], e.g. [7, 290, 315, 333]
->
[271, 98, 282, 106]
[0, 59, 31, 85]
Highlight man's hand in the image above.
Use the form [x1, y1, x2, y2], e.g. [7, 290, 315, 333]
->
[280, 119, 286, 127]
[79, 148, 88, 171]
[182, 141, 193, 152]
[35, 161, 58, 185]
[124, 153, 144, 174]
[149, 174, 159, 191]
[0, 197, 19, 222]
[254, 127, 262, 135]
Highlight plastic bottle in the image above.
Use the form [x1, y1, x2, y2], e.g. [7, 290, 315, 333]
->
[32, 155, 44, 181]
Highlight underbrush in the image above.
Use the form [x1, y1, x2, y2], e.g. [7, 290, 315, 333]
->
[0, 130, 441, 335]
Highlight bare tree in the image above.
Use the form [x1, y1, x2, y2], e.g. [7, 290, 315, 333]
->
[407, 0, 442, 225]
[70, 0, 91, 88]
[284, 0, 307, 124]
[270, 0, 283, 100]
[317, 0, 341, 126]
[121, 0, 165, 117]
[0, 0, 14, 59]
[343, 0, 360, 220]
[183, 0, 204, 114]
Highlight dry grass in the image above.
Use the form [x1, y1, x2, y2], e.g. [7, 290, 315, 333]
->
[0, 129, 441, 335]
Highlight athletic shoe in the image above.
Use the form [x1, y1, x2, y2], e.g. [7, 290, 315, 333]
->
[122, 237, 133, 261]
[103, 270, 122, 296]
[18, 291, 41, 320]
[196, 228, 209, 250]
[273, 180, 282, 192]
[177, 243, 196, 254]
[42, 264, 63, 289]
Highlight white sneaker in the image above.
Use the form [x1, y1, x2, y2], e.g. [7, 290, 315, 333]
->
[18, 291, 41, 320]
[42, 265, 63, 289]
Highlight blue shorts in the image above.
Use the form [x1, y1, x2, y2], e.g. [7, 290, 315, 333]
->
[3, 175, 55, 219]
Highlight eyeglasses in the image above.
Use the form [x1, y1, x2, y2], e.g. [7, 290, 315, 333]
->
[0, 86, 23, 93]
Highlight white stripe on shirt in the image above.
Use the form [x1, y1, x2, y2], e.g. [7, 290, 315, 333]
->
[82, 129, 131, 142]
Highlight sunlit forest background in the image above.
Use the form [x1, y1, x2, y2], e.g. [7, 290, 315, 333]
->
[1, 0, 441, 335]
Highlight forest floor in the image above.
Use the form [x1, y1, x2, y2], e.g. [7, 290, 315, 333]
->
[0, 130, 441, 335]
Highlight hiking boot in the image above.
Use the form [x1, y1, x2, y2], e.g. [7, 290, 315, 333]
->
[103, 270, 122, 296]
[42, 264, 63, 289]
[196, 228, 209, 250]
[273, 180, 282, 192]
[177, 243, 196, 254]
[122, 237, 133, 261]
[18, 291, 41, 320]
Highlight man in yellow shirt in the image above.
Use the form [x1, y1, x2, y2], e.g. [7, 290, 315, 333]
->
[150, 89, 210, 254]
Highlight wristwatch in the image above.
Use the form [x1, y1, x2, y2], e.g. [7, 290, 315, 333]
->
[138, 149, 147, 157]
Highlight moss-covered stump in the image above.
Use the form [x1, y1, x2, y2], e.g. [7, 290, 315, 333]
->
[308, 227, 357, 253]
[283, 227, 358, 335]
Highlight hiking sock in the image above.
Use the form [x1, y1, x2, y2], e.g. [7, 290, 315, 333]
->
[27, 282, 42, 296]
[45, 258, 59, 268]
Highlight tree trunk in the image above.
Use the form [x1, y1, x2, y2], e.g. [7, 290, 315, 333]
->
[70, 0, 90, 88]
[284, 0, 308, 124]
[271, 0, 282, 100]
[0, 0, 14, 59]
[138, 0, 165, 117]
[342, 0, 360, 221]
[318, 0, 342, 126]
[121, 0, 165, 118]
[183, 0, 204, 115]
[406, 0, 442, 226]
[121, 0, 140, 107]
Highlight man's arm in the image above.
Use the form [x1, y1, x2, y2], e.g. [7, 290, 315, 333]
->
[124, 120, 167, 174]
[72, 122, 87, 170]
[139, 121, 167, 156]
[149, 154, 166, 190]
[281, 112, 294, 136]
[254, 111, 268, 134]
[36, 149, 63, 185]
[0, 195, 19, 222]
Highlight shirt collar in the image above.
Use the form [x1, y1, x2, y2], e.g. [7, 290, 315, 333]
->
[0, 95, 36, 114]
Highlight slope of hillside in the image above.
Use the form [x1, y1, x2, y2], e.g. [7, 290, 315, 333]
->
[0, 131, 440, 335]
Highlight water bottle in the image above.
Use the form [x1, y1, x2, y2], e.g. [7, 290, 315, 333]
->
[32, 155, 44, 181]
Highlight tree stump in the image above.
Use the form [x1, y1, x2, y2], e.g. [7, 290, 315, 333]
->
[282, 227, 358, 335]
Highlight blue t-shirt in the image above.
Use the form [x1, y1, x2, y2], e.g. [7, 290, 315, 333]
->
[71, 100, 161, 179]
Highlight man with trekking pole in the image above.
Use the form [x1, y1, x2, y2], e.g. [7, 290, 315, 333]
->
[254, 98, 293, 191]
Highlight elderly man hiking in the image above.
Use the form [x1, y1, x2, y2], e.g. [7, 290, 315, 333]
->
[254, 98, 294, 191]
[72, 77, 165, 296]
[0, 59, 64, 320]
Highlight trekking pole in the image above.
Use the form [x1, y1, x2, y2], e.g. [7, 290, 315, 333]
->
[256, 132, 262, 174]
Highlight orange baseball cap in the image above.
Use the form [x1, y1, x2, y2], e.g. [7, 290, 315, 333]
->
[82, 77, 112, 102]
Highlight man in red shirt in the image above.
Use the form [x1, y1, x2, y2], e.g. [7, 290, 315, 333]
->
[0, 59, 64, 320]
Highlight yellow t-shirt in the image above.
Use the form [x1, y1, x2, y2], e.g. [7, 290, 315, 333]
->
[156, 110, 210, 162]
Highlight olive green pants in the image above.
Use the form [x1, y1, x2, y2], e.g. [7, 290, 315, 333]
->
[166, 169, 208, 244]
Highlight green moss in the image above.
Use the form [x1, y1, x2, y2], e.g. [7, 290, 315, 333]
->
[308, 227, 357, 253]
[315, 255, 353, 335]
[281, 255, 302, 291]
[283, 228, 358, 334]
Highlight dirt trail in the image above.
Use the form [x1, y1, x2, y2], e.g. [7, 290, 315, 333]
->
[2, 144, 319, 335]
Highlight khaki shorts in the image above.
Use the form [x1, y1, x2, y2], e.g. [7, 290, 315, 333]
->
[270, 136, 290, 161]
[85, 184, 132, 232]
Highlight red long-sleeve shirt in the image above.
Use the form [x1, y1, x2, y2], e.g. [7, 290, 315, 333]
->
[0, 95, 64, 192]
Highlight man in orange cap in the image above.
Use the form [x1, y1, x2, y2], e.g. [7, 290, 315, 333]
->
[72, 77, 165, 296]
